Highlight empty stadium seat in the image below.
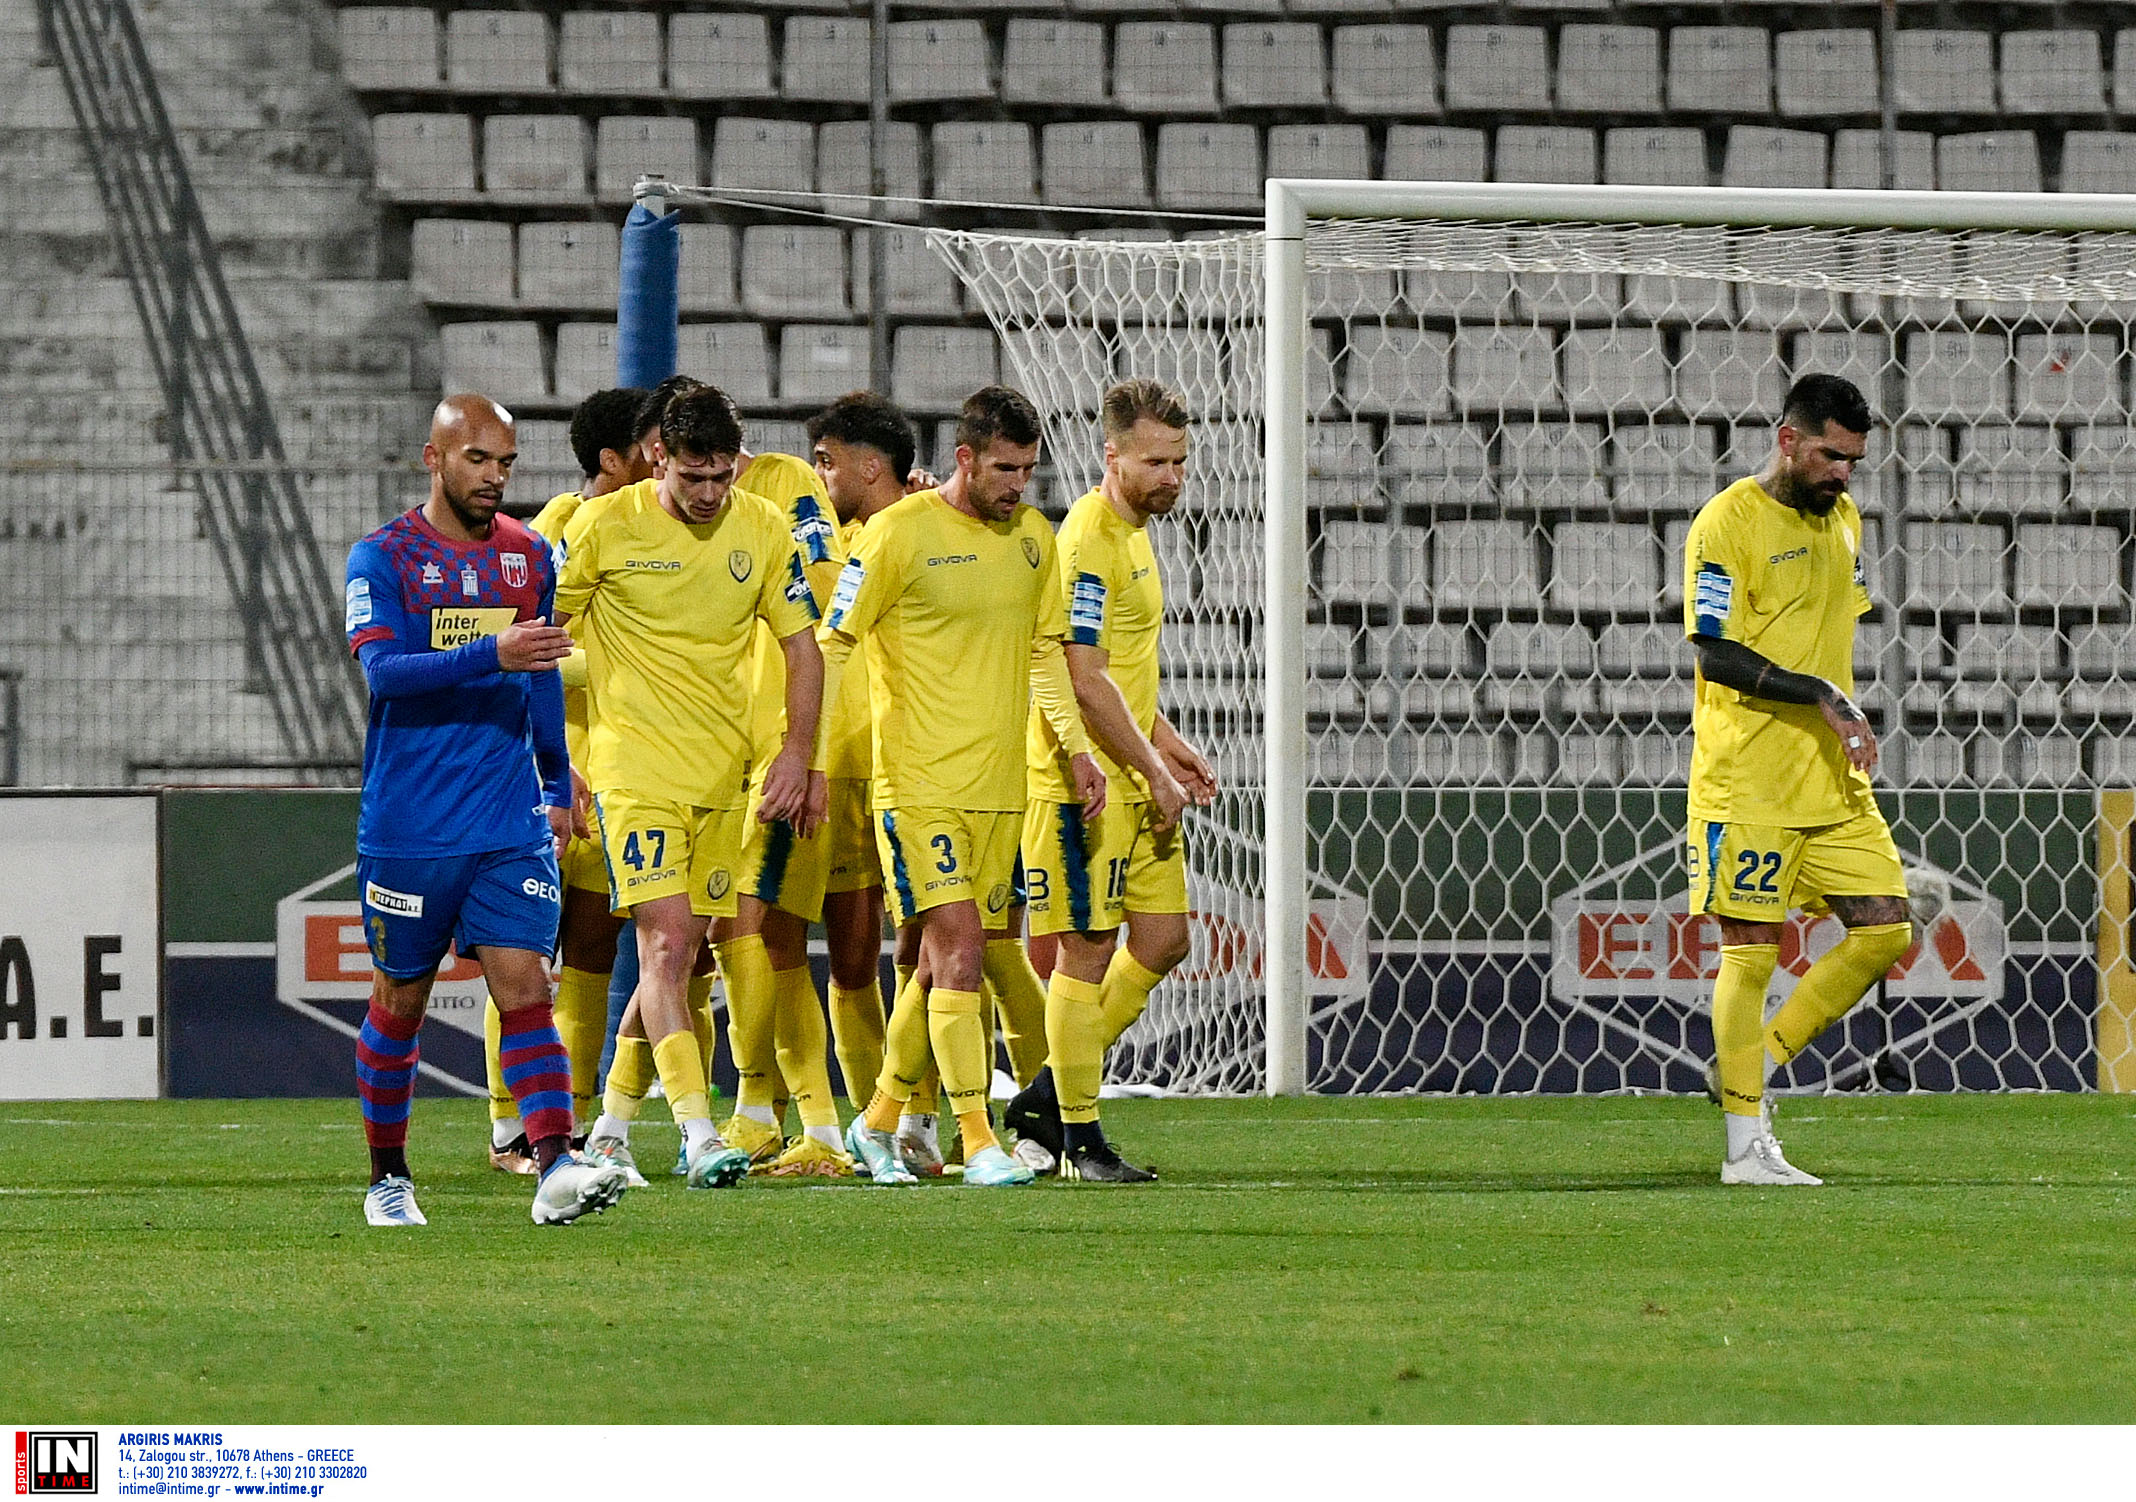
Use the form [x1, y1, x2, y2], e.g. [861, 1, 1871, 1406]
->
[594, 117, 698, 202]
[1416, 733, 1502, 784]
[1792, 329, 1885, 400]
[482, 116, 588, 202]
[1042, 121, 1150, 208]
[410, 219, 511, 305]
[1502, 422, 1606, 509]
[1444, 26, 1548, 112]
[1383, 126, 1488, 183]
[818, 120, 921, 217]
[1721, 125, 1828, 188]
[1611, 424, 1719, 510]
[558, 13, 659, 96]
[1953, 622, 2061, 681]
[553, 321, 620, 402]
[741, 225, 848, 318]
[852, 226, 960, 317]
[1001, 20, 1107, 108]
[711, 117, 813, 193]
[1831, 128, 1935, 191]
[1319, 520, 1397, 607]
[1677, 331, 1785, 417]
[1562, 329, 1671, 415]
[1341, 327, 1451, 418]
[1668, 27, 1770, 113]
[676, 323, 771, 408]
[1956, 424, 2064, 516]
[1114, 25, 1218, 114]
[1733, 233, 1847, 329]
[1383, 424, 1492, 509]
[372, 114, 475, 199]
[517, 222, 618, 307]
[1268, 124, 1371, 182]
[440, 321, 546, 403]
[2071, 426, 2136, 511]
[2119, 30, 2136, 113]
[2061, 132, 2136, 193]
[2016, 524, 2123, 610]
[1450, 328, 1556, 413]
[1432, 520, 1542, 612]
[1603, 128, 1708, 187]
[1155, 124, 1259, 211]
[1775, 30, 1878, 117]
[339, 8, 439, 91]
[1488, 621, 1598, 681]
[1939, 131, 2043, 193]
[677, 224, 739, 314]
[1893, 30, 1994, 114]
[932, 122, 1035, 203]
[2014, 332, 2121, 420]
[778, 325, 871, 406]
[1620, 226, 1733, 323]
[1385, 622, 1474, 677]
[783, 17, 870, 104]
[892, 326, 999, 412]
[445, 11, 549, 93]
[668, 14, 774, 101]
[1223, 24, 1327, 108]
[1905, 522, 2011, 615]
[2001, 30, 2105, 113]
[1495, 126, 1597, 185]
[1597, 621, 1687, 678]
[889, 20, 992, 103]
[1557, 26, 1661, 114]
[1905, 331, 2008, 419]
[1116, 326, 1227, 407]
[1331, 26, 1436, 115]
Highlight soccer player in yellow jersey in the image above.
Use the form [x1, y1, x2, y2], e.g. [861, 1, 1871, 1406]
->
[555, 386, 829, 1190]
[1684, 373, 1912, 1187]
[1010, 379, 1217, 1182]
[820, 386, 1106, 1187]
[481, 386, 649, 1175]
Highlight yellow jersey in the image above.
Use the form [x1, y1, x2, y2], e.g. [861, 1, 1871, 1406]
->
[555, 476, 820, 810]
[821, 488, 1067, 813]
[1028, 488, 1163, 805]
[822, 516, 874, 781]
[529, 490, 591, 764]
[742, 453, 849, 774]
[1683, 475, 1874, 828]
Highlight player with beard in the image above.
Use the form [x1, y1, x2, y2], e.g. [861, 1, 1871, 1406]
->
[1007, 379, 1216, 1181]
[1683, 372, 1912, 1187]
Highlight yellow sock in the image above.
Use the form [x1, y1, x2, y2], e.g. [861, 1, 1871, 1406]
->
[1099, 947, 1166, 1049]
[878, 971, 932, 1102]
[773, 965, 838, 1129]
[828, 979, 885, 1106]
[652, 1028, 712, 1125]
[1767, 923, 1912, 1065]
[483, 996, 514, 1121]
[603, 1034, 655, 1124]
[556, 966, 608, 1124]
[955, 1106, 999, 1159]
[687, 971, 717, 1082]
[717, 936, 778, 1111]
[1046, 972, 1107, 1125]
[1713, 944, 1779, 1117]
[889, 961, 939, 1113]
[928, 986, 991, 1127]
[863, 1088, 903, 1134]
[983, 939, 1049, 1086]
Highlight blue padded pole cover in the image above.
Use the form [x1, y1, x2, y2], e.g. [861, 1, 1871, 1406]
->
[617, 201, 681, 388]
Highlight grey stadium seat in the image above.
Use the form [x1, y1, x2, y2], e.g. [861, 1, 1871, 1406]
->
[339, 8, 440, 91]
[558, 12, 659, 96]
[1557, 26, 1660, 114]
[482, 116, 588, 202]
[888, 20, 993, 103]
[1114, 24, 1219, 114]
[445, 10, 549, 93]
[676, 323, 772, 408]
[516, 222, 619, 307]
[779, 325, 872, 405]
[741, 225, 849, 319]
[410, 219, 511, 305]
[1667, 27, 1770, 113]
[668, 15, 773, 101]
[372, 114, 475, 199]
[1443, 25, 1549, 112]
[1222, 23, 1327, 109]
[1042, 121, 1150, 208]
[1331, 26, 1436, 116]
[1001, 20, 1107, 108]
[783, 17, 870, 104]
[1775, 30, 1878, 117]
[440, 321, 546, 403]
[594, 117, 698, 202]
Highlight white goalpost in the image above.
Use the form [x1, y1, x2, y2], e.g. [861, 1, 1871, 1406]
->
[931, 182, 2136, 1100]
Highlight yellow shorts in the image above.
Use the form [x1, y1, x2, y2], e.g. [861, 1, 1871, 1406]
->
[1687, 807, 1908, 923]
[823, 777, 881, 896]
[591, 789, 748, 919]
[739, 775, 878, 923]
[559, 829, 609, 897]
[1022, 797, 1189, 937]
[876, 806, 1021, 927]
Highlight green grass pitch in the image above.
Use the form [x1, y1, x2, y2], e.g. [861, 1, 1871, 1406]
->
[3, 1094, 2133, 1423]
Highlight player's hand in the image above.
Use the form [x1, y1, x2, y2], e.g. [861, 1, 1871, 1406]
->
[802, 770, 829, 839]
[905, 466, 939, 494]
[570, 767, 593, 840]
[1147, 764, 1190, 834]
[1819, 684, 1879, 772]
[1071, 752, 1107, 821]
[544, 803, 573, 850]
[1161, 737, 1218, 805]
[757, 745, 812, 832]
[497, 621, 574, 672]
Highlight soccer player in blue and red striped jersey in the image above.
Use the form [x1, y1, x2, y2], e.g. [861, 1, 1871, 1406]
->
[344, 393, 629, 1227]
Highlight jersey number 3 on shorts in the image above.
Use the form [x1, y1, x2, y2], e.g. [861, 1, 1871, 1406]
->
[930, 834, 957, 874]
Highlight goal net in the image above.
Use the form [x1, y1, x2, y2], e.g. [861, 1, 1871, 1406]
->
[930, 186, 2136, 1099]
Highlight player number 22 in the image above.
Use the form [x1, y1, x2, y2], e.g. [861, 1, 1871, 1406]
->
[1732, 849, 1780, 894]
[623, 829, 667, 871]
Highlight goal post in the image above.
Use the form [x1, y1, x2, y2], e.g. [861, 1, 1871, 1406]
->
[932, 181, 2136, 1101]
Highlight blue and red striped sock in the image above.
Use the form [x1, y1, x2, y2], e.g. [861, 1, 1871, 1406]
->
[357, 1001, 421, 1182]
[498, 1002, 574, 1175]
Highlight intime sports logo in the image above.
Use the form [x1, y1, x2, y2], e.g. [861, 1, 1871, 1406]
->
[15, 1430, 97, 1493]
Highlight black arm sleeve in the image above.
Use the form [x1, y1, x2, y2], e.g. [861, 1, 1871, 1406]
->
[1692, 635, 1834, 707]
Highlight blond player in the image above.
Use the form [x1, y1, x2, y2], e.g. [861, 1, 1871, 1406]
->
[1684, 372, 1912, 1187]
[556, 385, 828, 1190]
[481, 386, 650, 1174]
[822, 386, 1105, 1187]
[1009, 380, 1216, 1182]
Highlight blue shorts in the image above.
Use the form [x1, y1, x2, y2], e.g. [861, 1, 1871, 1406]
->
[356, 842, 562, 980]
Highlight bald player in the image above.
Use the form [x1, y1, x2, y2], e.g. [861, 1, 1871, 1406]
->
[345, 395, 629, 1227]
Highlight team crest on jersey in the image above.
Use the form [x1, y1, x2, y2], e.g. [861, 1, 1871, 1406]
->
[1022, 537, 1042, 568]
[501, 551, 527, 588]
[729, 549, 753, 583]
[422, 562, 443, 587]
[987, 882, 1011, 914]
[707, 868, 732, 901]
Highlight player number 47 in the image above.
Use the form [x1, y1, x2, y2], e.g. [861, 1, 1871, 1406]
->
[622, 829, 667, 871]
